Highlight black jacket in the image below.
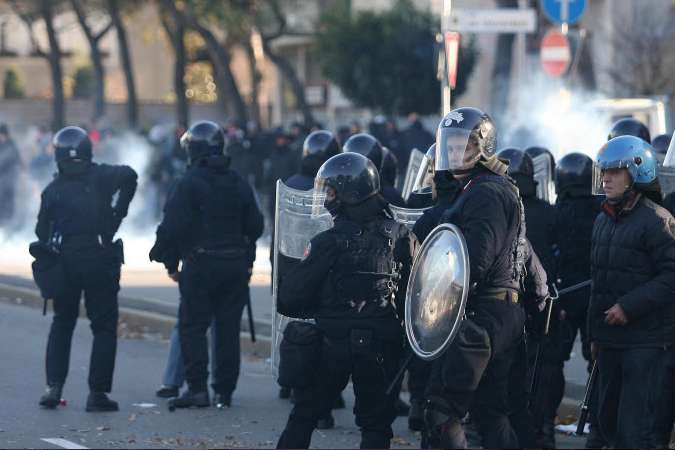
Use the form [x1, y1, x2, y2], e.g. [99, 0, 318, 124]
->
[589, 195, 675, 348]
[278, 214, 415, 340]
[519, 178, 556, 278]
[150, 157, 264, 273]
[412, 198, 455, 244]
[36, 163, 138, 248]
[441, 168, 525, 295]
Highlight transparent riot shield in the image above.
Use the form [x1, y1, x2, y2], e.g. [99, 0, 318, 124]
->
[402, 149, 425, 202]
[389, 204, 431, 231]
[405, 223, 470, 360]
[271, 180, 333, 376]
[532, 153, 555, 204]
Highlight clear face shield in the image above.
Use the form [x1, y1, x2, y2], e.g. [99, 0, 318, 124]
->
[663, 133, 675, 168]
[591, 160, 632, 196]
[312, 176, 333, 218]
[411, 152, 434, 194]
[434, 128, 479, 172]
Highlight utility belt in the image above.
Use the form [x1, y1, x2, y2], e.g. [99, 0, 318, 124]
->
[191, 244, 247, 260]
[473, 288, 519, 305]
[60, 234, 105, 246]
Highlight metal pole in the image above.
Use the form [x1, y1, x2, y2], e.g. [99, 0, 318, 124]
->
[442, 0, 452, 115]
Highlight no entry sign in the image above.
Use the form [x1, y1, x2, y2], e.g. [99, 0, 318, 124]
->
[540, 29, 571, 77]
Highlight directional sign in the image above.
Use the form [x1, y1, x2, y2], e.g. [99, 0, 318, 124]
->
[447, 9, 537, 33]
[540, 29, 571, 77]
[541, 0, 586, 25]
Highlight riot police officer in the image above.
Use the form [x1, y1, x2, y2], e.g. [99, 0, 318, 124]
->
[608, 117, 651, 143]
[424, 108, 548, 448]
[652, 133, 672, 156]
[149, 121, 264, 409]
[554, 152, 603, 447]
[343, 133, 405, 207]
[36, 126, 137, 411]
[276, 152, 415, 449]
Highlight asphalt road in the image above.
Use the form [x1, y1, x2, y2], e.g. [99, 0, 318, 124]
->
[0, 301, 587, 449]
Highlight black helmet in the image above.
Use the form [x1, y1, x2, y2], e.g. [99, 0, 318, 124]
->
[498, 148, 533, 179]
[314, 152, 380, 209]
[435, 107, 497, 172]
[652, 133, 672, 155]
[608, 118, 651, 143]
[180, 120, 226, 164]
[53, 126, 93, 175]
[555, 152, 593, 196]
[525, 146, 556, 170]
[343, 133, 384, 170]
[301, 130, 341, 176]
[381, 147, 398, 187]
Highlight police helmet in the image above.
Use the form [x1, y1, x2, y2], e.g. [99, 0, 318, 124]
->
[180, 120, 226, 164]
[652, 133, 672, 155]
[498, 148, 533, 179]
[313, 152, 380, 215]
[343, 133, 384, 170]
[53, 126, 93, 165]
[608, 118, 651, 143]
[556, 152, 593, 196]
[435, 107, 497, 173]
[592, 135, 657, 195]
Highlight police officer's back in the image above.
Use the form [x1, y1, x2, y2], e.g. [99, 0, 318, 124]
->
[149, 121, 264, 409]
[36, 126, 137, 412]
[276, 152, 415, 449]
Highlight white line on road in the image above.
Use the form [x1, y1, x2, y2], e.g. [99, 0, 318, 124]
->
[41, 438, 89, 449]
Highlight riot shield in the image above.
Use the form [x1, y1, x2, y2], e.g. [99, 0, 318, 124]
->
[405, 223, 470, 360]
[271, 180, 333, 375]
[532, 153, 555, 204]
[402, 149, 425, 201]
[389, 204, 431, 231]
[659, 165, 675, 196]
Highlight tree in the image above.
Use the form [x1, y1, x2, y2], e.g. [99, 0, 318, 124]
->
[10, 0, 66, 130]
[316, 0, 476, 116]
[107, 0, 138, 128]
[3, 67, 25, 99]
[72, 65, 96, 99]
[70, 0, 114, 120]
[159, 0, 189, 129]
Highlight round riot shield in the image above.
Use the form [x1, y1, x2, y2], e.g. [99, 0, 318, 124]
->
[405, 223, 470, 361]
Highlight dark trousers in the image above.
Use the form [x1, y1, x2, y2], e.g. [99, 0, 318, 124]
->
[277, 330, 402, 449]
[408, 355, 432, 403]
[508, 335, 536, 448]
[652, 348, 675, 448]
[45, 249, 120, 392]
[425, 299, 525, 449]
[596, 346, 664, 448]
[178, 257, 248, 394]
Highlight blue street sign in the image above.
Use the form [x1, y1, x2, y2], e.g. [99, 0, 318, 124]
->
[541, 0, 586, 25]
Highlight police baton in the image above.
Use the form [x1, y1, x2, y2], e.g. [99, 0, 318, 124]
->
[386, 351, 414, 396]
[576, 360, 598, 436]
[246, 288, 256, 343]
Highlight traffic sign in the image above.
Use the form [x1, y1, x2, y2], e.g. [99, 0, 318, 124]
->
[541, 0, 586, 25]
[444, 32, 460, 89]
[447, 9, 537, 33]
[540, 29, 571, 77]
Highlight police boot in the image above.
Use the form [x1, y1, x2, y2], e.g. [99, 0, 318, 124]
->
[409, 399, 425, 431]
[156, 385, 179, 398]
[541, 418, 556, 449]
[168, 390, 210, 411]
[39, 384, 63, 409]
[424, 399, 466, 449]
[316, 411, 335, 429]
[214, 392, 231, 409]
[86, 392, 119, 412]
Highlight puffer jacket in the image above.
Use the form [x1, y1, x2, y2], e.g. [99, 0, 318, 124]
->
[589, 194, 675, 348]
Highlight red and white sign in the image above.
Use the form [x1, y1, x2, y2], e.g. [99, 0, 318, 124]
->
[444, 31, 460, 89]
[540, 29, 571, 77]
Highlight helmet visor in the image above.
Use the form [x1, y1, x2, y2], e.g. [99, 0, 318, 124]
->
[435, 128, 477, 172]
[312, 176, 331, 218]
[591, 159, 632, 196]
[411, 153, 434, 193]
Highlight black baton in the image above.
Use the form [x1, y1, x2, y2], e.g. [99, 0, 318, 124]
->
[576, 359, 598, 436]
[246, 289, 256, 343]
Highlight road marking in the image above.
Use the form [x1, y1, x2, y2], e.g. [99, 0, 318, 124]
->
[41, 438, 89, 449]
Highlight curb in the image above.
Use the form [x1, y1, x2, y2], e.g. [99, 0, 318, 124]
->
[0, 282, 272, 359]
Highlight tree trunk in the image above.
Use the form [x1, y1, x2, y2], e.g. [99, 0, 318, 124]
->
[71, 0, 111, 121]
[40, 0, 65, 131]
[160, 0, 189, 129]
[107, 0, 138, 128]
[175, 9, 248, 123]
[261, 38, 314, 127]
[244, 41, 261, 126]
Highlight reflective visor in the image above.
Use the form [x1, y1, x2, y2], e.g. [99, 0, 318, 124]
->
[435, 128, 476, 171]
[591, 159, 632, 196]
[411, 153, 434, 193]
[312, 176, 330, 218]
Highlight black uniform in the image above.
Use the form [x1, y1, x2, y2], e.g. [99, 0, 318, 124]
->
[276, 207, 414, 448]
[425, 167, 531, 449]
[150, 155, 264, 399]
[36, 163, 137, 395]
